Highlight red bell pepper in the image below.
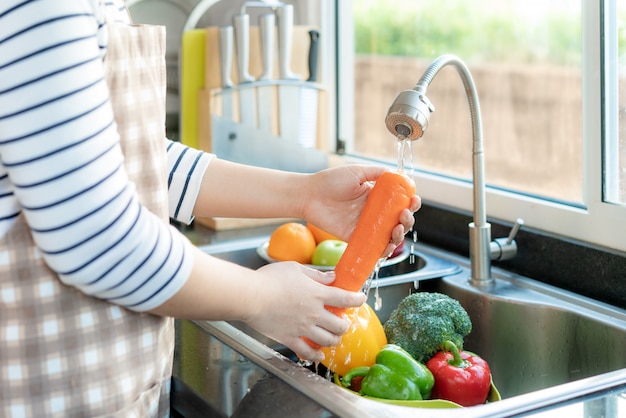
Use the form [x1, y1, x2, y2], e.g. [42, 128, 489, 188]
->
[426, 340, 491, 407]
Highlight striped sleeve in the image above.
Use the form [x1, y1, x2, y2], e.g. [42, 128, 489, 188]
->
[0, 0, 201, 312]
[166, 139, 213, 224]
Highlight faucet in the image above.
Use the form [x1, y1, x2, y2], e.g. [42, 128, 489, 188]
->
[384, 54, 523, 286]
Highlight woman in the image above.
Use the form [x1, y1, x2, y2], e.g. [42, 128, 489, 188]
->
[0, 1, 419, 416]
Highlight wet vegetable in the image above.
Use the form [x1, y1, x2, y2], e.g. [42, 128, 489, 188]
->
[426, 340, 491, 407]
[340, 344, 434, 401]
[328, 171, 415, 316]
[383, 291, 472, 363]
[320, 303, 387, 376]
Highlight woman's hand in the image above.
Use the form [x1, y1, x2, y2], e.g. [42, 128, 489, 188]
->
[151, 247, 365, 361]
[244, 262, 367, 361]
[195, 160, 419, 254]
[300, 165, 421, 256]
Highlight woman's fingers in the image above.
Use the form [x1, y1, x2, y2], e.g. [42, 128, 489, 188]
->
[290, 310, 352, 361]
[286, 338, 325, 362]
[249, 262, 366, 361]
[381, 196, 420, 257]
[302, 268, 366, 308]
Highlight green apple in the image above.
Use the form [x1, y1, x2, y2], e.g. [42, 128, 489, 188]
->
[312, 239, 347, 266]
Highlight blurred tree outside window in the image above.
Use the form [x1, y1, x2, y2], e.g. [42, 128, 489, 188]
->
[351, 0, 584, 204]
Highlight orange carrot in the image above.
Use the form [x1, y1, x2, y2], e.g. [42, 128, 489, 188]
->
[333, 171, 416, 294]
[303, 171, 415, 350]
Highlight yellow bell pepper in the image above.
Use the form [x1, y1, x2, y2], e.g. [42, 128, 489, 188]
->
[321, 303, 388, 376]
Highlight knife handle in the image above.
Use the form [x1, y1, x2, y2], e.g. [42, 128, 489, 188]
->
[276, 4, 299, 80]
[233, 13, 254, 83]
[218, 26, 234, 88]
[307, 30, 320, 82]
[258, 13, 275, 81]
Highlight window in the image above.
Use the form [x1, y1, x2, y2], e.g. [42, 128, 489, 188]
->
[607, 0, 626, 205]
[334, 0, 626, 252]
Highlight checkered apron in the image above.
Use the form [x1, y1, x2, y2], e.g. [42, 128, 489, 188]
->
[0, 8, 173, 418]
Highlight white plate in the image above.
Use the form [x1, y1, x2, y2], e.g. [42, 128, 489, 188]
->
[256, 241, 410, 271]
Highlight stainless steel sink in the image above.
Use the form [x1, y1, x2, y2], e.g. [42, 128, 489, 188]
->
[197, 235, 460, 354]
[178, 237, 626, 417]
[420, 269, 626, 400]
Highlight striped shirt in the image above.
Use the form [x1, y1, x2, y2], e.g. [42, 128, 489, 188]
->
[0, 0, 213, 311]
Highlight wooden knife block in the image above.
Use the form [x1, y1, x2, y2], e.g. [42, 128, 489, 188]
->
[182, 26, 328, 154]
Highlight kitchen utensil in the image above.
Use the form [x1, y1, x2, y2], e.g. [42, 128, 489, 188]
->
[276, 4, 300, 140]
[233, 13, 256, 126]
[218, 26, 234, 121]
[297, 29, 320, 148]
[179, 29, 206, 148]
[211, 114, 327, 173]
[257, 13, 275, 132]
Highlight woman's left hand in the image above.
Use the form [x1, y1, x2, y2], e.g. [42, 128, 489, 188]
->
[301, 165, 421, 257]
[246, 262, 367, 361]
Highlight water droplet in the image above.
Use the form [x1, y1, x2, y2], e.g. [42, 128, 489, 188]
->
[374, 286, 382, 311]
[298, 359, 313, 368]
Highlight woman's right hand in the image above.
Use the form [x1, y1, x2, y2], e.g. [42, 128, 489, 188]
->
[244, 262, 367, 362]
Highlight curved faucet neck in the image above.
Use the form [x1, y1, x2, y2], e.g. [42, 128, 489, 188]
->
[419, 56, 492, 284]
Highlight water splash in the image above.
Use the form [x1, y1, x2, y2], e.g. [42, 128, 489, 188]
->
[397, 136, 414, 174]
[397, 136, 407, 172]
[362, 258, 385, 296]
[360, 258, 386, 311]
[410, 229, 418, 264]
[373, 285, 382, 311]
[298, 358, 313, 368]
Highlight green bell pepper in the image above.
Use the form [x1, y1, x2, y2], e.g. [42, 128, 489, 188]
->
[340, 344, 435, 401]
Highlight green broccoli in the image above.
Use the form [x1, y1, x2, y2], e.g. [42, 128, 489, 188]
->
[383, 292, 472, 363]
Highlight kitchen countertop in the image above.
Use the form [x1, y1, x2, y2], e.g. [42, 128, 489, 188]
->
[172, 218, 280, 246]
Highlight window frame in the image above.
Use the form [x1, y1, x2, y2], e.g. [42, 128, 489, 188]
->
[333, 0, 626, 253]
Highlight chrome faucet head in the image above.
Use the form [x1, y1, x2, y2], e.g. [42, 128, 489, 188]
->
[385, 87, 435, 140]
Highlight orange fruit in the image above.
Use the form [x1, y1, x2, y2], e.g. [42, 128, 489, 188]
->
[267, 222, 317, 264]
[306, 223, 340, 244]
